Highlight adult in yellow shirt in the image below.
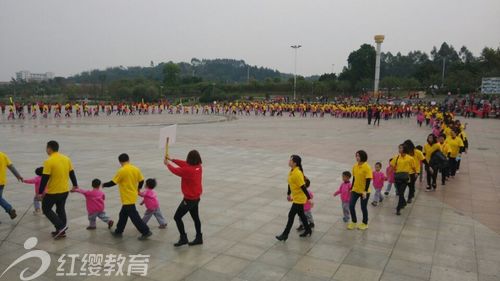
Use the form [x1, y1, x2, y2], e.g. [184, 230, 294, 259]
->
[103, 153, 152, 240]
[390, 144, 415, 215]
[38, 141, 78, 239]
[403, 140, 424, 204]
[445, 130, 464, 177]
[276, 155, 312, 241]
[423, 134, 441, 191]
[348, 150, 372, 231]
[0, 151, 23, 222]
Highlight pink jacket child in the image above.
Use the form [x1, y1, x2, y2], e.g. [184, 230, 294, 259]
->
[333, 182, 351, 203]
[334, 178, 352, 222]
[303, 191, 314, 212]
[71, 179, 113, 230]
[372, 171, 385, 190]
[386, 166, 394, 183]
[139, 188, 159, 210]
[22, 167, 44, 214]
[139, 179, 167, 228]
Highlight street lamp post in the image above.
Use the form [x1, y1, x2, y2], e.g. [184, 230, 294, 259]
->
[291, 45, 302, 101]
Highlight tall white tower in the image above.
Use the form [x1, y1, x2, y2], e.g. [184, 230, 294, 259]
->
[374, 35, 385, 98]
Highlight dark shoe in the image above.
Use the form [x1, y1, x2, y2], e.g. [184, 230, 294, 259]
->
[371, 201, 378, 206]
[159, 224, 167, 229]
[379, 198, 384, 203]
[86, 226, 96, 230]
[51, 231, 57, 237]
[111, 231, 123, 238]
[384, 191, 389, 196]
[108, 220, 114, 229]
[138, 231, 152, 241]
[188, 233, 203, 246]
[425, 187, 432, 192]
[53, 226, 68, 239]
[296, 225, 304, 231]
[54, 231, 66, 239]
[396, 211, 401, 216]
[9, 209, 17, 219]
[174, 234, 189, 247]
[275, 233, 288, 241]
[407, 198, 413, 204]
[299, 230, 312, 237]
[309, 223, 315, 229]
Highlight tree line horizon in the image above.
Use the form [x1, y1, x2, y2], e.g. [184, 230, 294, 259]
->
[2, 42, 500, 103]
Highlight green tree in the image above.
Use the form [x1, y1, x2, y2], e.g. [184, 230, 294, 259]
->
[163, 62, 181, 85]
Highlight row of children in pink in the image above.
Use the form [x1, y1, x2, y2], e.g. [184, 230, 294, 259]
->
[333, 171, 352, 222]
[70, 178, 166, 230]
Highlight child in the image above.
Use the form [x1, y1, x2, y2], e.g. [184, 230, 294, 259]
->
[139, 178, 167, 229]
[297, 177, 314, 231]
[371, 162, 385, 206]
[71, 179, 114, 230]
[333, 171, 352, 223]
[384, 158, 395, 196]
[22, 167, 44, 214]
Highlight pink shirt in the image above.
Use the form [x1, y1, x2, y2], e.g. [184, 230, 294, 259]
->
[386, 166, 395, 183]
[304, 191, 314, 212]
[23, 176, 44, 195]
[372, 171, 385, 189]
[334, 181, 352, 203]
[74, 188, 105, 214]
[139, 188, 159, 210]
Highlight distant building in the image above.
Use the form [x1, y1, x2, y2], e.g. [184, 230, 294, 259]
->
[15, 71, 54, 82]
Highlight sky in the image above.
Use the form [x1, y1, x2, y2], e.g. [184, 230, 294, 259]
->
[1, 0, 500, 81]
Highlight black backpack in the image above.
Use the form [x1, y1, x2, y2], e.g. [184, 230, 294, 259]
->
[430, 150, 448, 169]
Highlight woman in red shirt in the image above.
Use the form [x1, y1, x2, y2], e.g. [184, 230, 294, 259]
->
[164, 150, 203, 247]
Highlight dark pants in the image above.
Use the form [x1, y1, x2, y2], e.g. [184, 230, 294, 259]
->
[425, 164, 437, 188]
[395, 179, 408, 212]
[408, 174, 417, 201]
[42, 192, 68, 231]
[282, 203, 310, 236]
[174, 199, 202, 236]
[456, 158, 461, 171]
[367, 115, 372, 125]
[373, 116, 380, 126]
[449, 157, 457, 176]
[440, 166, 449, 184]
[115, 204, 150, 235]
[349, 192, 370, 224]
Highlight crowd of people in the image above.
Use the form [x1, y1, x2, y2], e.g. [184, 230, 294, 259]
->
[0, 141, 204, 246]
[0, 101, 471, 244]
[275, 109, 469, 239]
[2, 99, 494, 122]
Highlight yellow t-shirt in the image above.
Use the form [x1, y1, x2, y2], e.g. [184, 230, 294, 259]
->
[352, 162, 373, 194]
[446, 137, 464, 158]
[440, 142, 451, 155]
[424, 143, 441, 163]
[412, 150, 425, 174]
[390, 154, 415, 174]
[43, 152, 73, 194]
[288, 167, 307, 204]
[112, 163, 144, 205]
[0, 152, 13, 185]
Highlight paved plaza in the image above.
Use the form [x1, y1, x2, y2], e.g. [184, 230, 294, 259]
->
[0, 114, 499, 281]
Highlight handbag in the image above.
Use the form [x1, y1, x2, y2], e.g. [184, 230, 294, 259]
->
[394, 156, 409, 182]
